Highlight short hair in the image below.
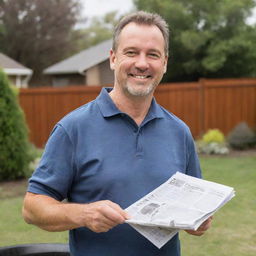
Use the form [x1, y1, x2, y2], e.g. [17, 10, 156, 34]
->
[112, 11, 169, 56]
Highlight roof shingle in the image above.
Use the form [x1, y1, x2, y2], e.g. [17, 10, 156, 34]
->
[44, 39, 112, 75]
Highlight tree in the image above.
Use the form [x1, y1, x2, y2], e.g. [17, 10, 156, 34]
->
[73, 11, 120, 51]
[0, 0, 82, 85]
[134, 0, 256, 81]
[0, 69, 31, 180]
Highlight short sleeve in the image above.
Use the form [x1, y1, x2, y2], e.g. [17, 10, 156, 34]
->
[28, 124, 76, 201]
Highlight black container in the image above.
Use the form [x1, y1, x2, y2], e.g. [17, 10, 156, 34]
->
[0, 243, 70, 256]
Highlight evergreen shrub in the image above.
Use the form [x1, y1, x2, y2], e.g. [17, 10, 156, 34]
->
[0, 69, 31, 180]
[227, 122, 256, 150]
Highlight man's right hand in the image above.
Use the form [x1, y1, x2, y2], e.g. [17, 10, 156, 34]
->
[82, 200, 131, 233]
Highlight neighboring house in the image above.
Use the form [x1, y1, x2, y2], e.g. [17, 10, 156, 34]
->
[0, 52, 33, 88]
[43, 39, 114, 87]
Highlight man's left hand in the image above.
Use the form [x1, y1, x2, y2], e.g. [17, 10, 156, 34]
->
[185, 216, 213, 236]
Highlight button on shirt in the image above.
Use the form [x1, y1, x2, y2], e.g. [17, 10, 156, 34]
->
[28, 87, 201, 256]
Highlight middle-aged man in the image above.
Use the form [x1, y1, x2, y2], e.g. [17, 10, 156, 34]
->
[23, 11, 212, 256]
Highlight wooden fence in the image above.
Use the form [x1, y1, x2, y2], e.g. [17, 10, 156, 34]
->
[19, 78, 256, 148]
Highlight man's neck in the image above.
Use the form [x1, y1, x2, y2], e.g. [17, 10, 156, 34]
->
[109, 88, 153, 126]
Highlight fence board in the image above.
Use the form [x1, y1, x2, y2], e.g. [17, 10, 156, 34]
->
[155, 83, 202, 137]
[19, 86, 102, 147]
[19, 79, 256, 148]
[201, 79, 256, 134]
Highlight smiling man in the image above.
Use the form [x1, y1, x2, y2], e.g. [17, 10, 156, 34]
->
[23, 11, 212, 256]
[110, 21, 167, 98]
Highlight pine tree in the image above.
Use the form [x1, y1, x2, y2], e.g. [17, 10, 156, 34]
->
[0, 69, 30, 180]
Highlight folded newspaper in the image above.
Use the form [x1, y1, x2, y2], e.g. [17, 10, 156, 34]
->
[125, 172, 235, 248]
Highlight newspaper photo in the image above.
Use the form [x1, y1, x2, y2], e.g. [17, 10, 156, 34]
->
[125, 172, 235, 248]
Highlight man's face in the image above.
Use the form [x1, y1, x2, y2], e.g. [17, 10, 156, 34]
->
[110, 22, 167, 98]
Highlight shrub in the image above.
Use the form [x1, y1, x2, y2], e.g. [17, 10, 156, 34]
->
[227, 122, 256, 150]
[26, 144, 44, 178]
[0, 69, 31, 180]
[197, 129, 229, 155]
[196, 141, 229, 155]
[202, 129, 225, 143]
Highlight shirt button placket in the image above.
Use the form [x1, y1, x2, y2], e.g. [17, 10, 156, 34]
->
[135, 128, 143, 157]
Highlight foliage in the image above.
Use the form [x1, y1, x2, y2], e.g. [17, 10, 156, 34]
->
[133, 0, 256, 82]
[227, 122, 256, 150]
[9, 83, 19, 97]
[196, 141, 229, 155]
[0, 0, 82, 85]
[0, 69, 31, 180]
[73, 11, 121, 51]
[26, 144, 43, 178]
[202, 129, 225, 143]
[197, 129, 229, 154]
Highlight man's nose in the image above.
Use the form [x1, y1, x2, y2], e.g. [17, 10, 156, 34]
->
[135, 54, 149, 71]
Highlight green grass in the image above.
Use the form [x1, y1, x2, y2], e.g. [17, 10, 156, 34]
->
[180, 156, 256, 256]
[0, 155, 255, 255]
[0, 197, 68, 246]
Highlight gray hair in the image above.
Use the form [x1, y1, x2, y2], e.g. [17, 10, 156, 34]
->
[112, 11, 169, 56]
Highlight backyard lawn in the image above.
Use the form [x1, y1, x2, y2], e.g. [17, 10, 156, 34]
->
[0, 154, 255, 256]
[180, 155, 256, 256]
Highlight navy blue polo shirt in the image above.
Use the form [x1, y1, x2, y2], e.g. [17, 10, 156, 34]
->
[28, 87, 201, 256]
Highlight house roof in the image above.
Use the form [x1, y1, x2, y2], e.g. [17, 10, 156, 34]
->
[44, 39, 112, 75]
[0, 52, 33, 75]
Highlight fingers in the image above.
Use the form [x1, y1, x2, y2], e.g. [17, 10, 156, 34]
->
[82, 200, 130, 233]
[185, 216, 213, 236]
[107, 201, 131, 220]
[198, 216, 213, 231]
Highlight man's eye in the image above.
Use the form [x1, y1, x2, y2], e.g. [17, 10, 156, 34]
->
[149, 53, 160, 59]
[125, 51, 136, 56]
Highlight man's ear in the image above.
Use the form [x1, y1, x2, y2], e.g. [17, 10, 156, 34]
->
[109, 49, 116, 70]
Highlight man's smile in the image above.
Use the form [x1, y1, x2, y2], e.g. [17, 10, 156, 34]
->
[128, 74, 152, 79]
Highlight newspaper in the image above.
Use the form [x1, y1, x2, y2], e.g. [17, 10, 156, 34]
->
[125, 172, 235, 248]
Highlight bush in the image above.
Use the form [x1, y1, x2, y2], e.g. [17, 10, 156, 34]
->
[26, 144, 44, 178]
[0, 69, 31, 180]
[227, 122, 256, 150]
[196, 129, 229, 155]
[202, 129, 225, 143]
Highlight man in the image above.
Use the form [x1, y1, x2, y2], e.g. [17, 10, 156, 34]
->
[23, 11, 212, 256]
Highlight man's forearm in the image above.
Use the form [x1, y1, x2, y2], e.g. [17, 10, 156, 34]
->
[22, 192, 130, 233]
[22, 192, 85, 231]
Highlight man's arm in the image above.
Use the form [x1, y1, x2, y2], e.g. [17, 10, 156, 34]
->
[22, 192, 130, 233]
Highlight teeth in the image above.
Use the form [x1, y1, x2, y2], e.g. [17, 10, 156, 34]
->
[134, 75, 147, 79]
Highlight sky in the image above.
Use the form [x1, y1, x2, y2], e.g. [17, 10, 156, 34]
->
[81, 0, 134, 19]
[79, 0, 256, 26]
